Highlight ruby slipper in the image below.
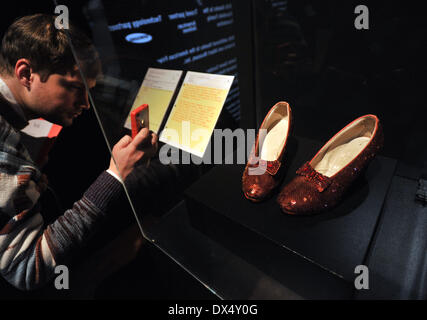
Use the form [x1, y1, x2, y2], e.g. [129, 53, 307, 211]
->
[242, 101, 292, 202]
[277, 114, 384, 215]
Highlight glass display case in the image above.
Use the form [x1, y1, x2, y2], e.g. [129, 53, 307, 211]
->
[61, 0, 427, 299]
[65, 0, 426, 299]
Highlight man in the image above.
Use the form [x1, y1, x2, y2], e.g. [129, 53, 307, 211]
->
[0, 14, 157, 291]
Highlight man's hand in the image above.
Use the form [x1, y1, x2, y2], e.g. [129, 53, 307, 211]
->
[108, 128, 158, 181]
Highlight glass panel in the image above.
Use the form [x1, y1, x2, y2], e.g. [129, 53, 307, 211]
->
[61, 0, 272, 299]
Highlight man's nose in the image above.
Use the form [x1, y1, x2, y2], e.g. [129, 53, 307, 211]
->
[80, 91, 90, 110]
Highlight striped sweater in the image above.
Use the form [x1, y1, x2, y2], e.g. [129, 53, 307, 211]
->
[0, 90, 123, 291]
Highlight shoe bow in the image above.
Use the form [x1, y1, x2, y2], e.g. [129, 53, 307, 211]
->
[296, 162, 332, 192]
[248, 156, 282, 176]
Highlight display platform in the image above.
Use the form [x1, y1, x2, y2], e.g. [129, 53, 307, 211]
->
[356, 175, 427, 299]
[185, 136, 397, 286]
[148, 200, 353, 299]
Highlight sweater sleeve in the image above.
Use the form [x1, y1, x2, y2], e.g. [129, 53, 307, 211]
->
[0, 169, 123, 291]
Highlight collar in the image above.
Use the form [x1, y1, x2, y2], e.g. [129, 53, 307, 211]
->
[0, 77, 29, 130]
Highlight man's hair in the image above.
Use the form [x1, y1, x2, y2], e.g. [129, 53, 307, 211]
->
[0, 13, 101, 81]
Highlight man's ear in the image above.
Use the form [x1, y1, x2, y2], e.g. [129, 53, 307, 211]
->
[15, 59, 33, 89]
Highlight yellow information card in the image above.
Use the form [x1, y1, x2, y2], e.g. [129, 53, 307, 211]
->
[124, 68, 182, 133]
[125, 69, 234, 158]
[159, 71, 234, 158]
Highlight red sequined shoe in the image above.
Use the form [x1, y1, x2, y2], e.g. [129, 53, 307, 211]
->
[242, 101, 292, 202]
[277, 114, 383, 215]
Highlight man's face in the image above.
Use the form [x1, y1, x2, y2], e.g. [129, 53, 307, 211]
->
[28, 70, 96, 127]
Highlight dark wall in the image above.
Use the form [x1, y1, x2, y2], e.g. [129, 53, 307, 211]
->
[253, 0, 427, 177]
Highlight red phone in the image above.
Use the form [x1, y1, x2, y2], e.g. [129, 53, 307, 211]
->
[130, 104, 149, 138]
